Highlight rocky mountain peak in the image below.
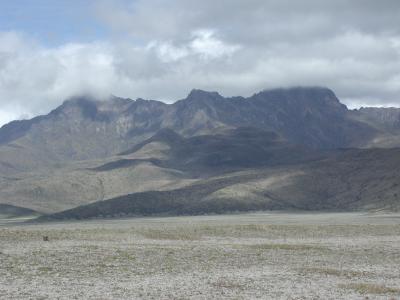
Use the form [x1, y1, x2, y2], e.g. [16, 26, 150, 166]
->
[255, 86, 341, 104]
[0, 86, 396, 158]
[355, 106, 400, 130]
[50, 95, 134, 122]
[186, 89, 223, 102]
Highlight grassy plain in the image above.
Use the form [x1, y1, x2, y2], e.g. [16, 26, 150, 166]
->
[1, 212, 399, 299]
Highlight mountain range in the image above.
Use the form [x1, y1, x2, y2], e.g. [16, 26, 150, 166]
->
[0, 87, 399, 220]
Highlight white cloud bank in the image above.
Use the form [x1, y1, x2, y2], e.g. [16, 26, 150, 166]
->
[1, 0, 400, 125]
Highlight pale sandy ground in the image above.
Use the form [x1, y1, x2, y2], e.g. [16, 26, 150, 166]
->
[1, 212, 400, 299]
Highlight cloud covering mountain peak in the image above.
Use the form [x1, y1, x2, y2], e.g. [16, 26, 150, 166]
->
[0, 0, 400, 125]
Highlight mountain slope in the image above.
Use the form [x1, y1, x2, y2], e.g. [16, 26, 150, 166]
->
[1, 86, 400, 217]
[39, 147, 400, 220]
[350, 107, 400, 147]
[0, 204, 39, 218]
[0, 87, 389, 176]
[120, 127, 325, 173]
[0, 127, 322, 213]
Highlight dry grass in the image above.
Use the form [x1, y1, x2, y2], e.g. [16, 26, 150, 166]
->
[249, 243, 326, 251]
[139, 228, 201, 240]
[300, 267, 371, 278]
[137, 223, 275, 240]
[339, 283, 400, 295]
[211, 278, 247, 290]
[1, 212, 399, 299]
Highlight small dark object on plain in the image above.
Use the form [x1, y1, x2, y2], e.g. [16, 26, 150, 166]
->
[43, 236, 49, 242]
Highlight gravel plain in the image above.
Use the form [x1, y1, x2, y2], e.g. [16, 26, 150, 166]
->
[1, 212, 400, 299]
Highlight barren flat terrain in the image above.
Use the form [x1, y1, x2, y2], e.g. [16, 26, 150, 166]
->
[1, 213, 400, 299]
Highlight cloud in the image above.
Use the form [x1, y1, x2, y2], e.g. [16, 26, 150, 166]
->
[0, 29, 241, 124]
[95, 0, 400, 42]
[1, 0, 400, 125]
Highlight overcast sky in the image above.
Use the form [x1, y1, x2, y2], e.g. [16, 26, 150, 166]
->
[0, 0, 400, 125]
